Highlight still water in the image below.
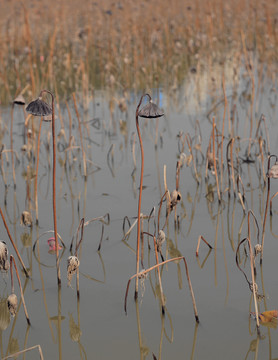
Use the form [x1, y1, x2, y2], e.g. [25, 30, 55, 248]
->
[1, 61, 278, 359]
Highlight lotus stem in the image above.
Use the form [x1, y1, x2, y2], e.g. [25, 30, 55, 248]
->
[0, 207, 29, 277]
[196, 235, 213, 256]
[10, 255, 30, 325]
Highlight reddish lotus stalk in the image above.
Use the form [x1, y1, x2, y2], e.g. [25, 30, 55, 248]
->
[134, 94, 146, 299]
[134, 93, 164, 298]
[26, 89, 60, 285]
[47, 89, 60, 285]
[196, 235, 213, 256]
[34, 117, 43, 224]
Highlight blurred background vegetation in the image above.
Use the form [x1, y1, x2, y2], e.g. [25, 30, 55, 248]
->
[0, 0, 277, 104]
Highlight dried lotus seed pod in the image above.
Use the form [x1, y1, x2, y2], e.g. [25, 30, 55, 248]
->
[67, 256, 80, 286]
[20, 211, 32, 227]
[170, 190, 182, 211]
[7, 293, 18, 317]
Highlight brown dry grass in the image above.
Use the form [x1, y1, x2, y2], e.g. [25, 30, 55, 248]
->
[0, 0, 277, 103]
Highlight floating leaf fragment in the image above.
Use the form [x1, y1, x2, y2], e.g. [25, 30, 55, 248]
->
[250, 310, 278, 327]
[259, 310, 278, 323]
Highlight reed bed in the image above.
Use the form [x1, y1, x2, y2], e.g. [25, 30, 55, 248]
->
[0, 0, 278, 103]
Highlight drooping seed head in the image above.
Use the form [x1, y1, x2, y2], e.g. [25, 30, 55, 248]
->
[26, 97, 52, 117]
[13, 94, 26, 106]
[269, 162, 278, 178]
[7, 293, 18, 317]
[254, 244, 262, 257]
[138, 100, 164, 119]
[157, 230, 165, 245]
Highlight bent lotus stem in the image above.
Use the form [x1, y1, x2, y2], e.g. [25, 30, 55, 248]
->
[26, 89, 60, 285]
[134, 93, 164, 299]
[124, 256, 199, 323]
[196, 235, 213, 257]
[235, 238, 260, 335]
[157, 190, 170, 231]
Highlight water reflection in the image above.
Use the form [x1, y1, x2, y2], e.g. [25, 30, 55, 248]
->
[0, 60, 278, 359]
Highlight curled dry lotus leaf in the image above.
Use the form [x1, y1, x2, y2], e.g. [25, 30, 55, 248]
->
[26, 97, 52, 117]
[180, 152, 192, 167]
[170, 190, 182, 211]
[0, 241, 9, 272]
[254, 244, 262, 257]
[250, 282, 258, 294]
[67, 256, 80, 286]
[269, 162, 278, 178]
[0, 297, 11, 330]
[157, 230, 165, 245]
[179, 152, 187, 166]
[207, 152, 214, 167]
[156, 230, 166, 252]
[20, 211, 32, 227]
[7, 293, 18, 317]
[138, 101, 164, 118]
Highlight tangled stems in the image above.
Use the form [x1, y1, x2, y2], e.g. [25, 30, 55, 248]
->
[124, 256, 199, 323]
[235, 238, 260, 335]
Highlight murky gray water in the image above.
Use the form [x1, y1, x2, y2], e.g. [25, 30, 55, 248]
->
[1, 62, 278, 359]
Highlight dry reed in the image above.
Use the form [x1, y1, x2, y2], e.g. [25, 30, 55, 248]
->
[1, 0, 277, 103]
